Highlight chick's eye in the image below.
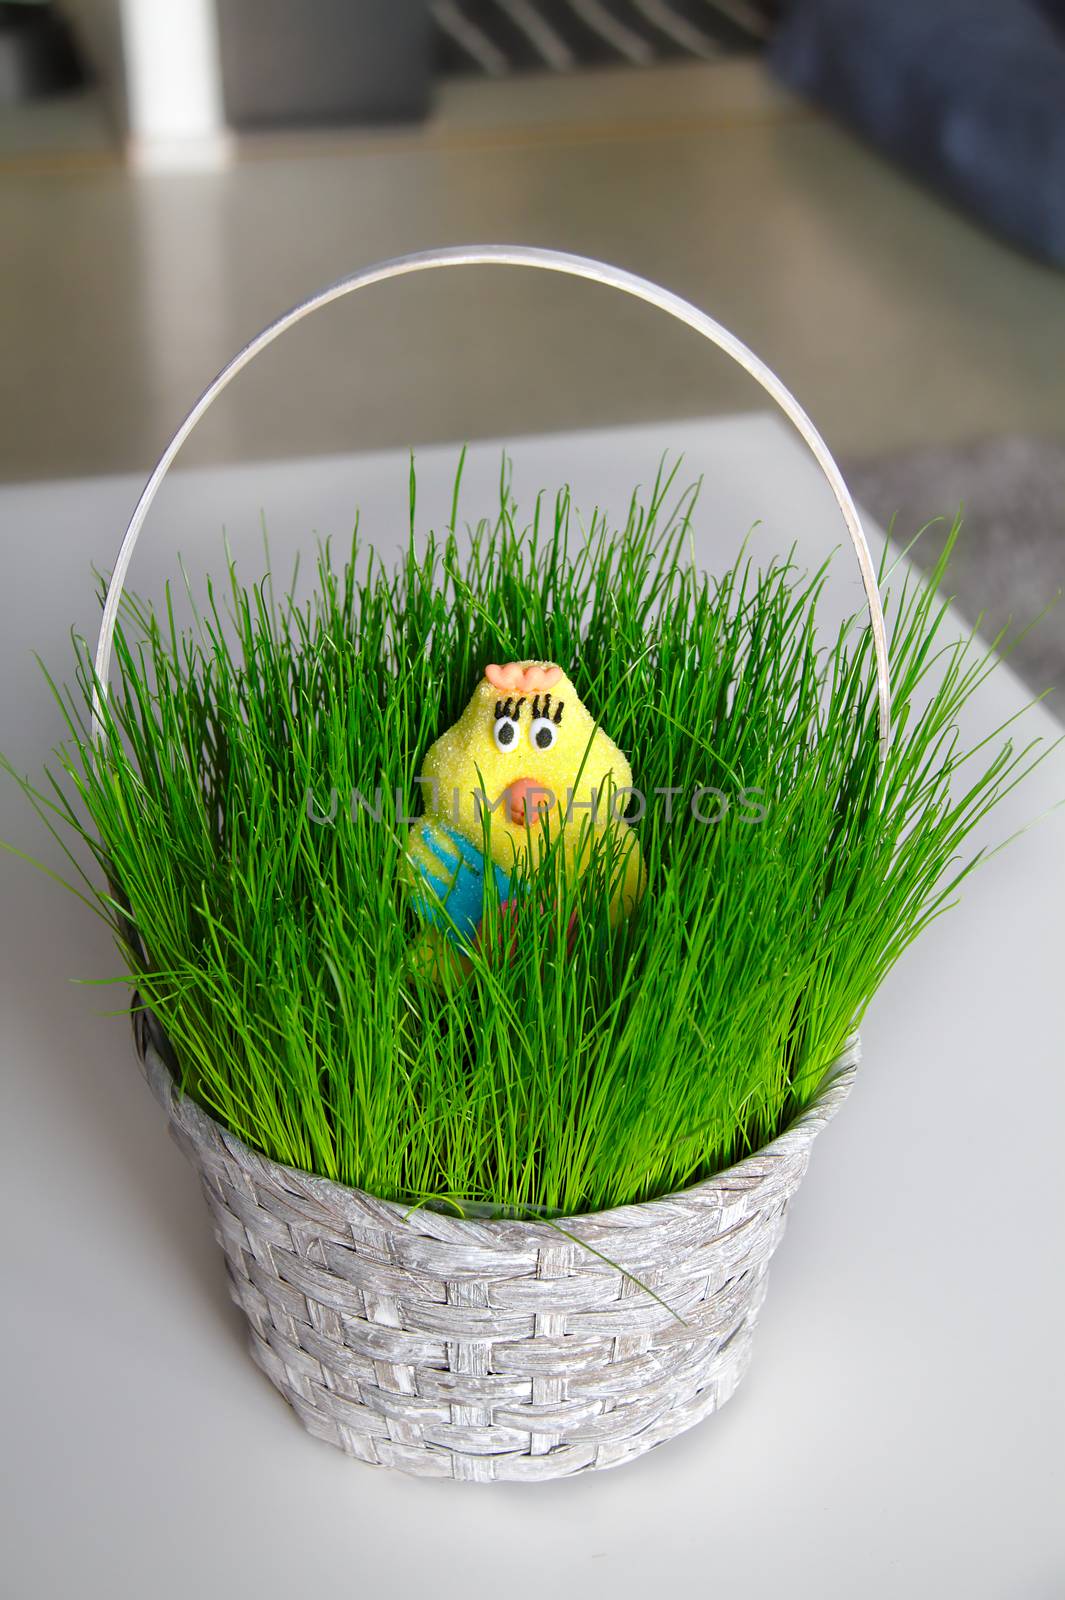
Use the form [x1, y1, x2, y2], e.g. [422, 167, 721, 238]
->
[493, 717, 520, 753]
[530, 717, 558, 752]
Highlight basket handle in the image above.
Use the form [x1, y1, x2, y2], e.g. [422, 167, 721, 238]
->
[91, 244, 891, 751]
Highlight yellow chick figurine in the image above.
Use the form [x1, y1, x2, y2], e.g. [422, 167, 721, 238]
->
[407, 661, 645, 970]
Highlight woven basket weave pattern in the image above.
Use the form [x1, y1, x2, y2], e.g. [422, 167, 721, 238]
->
[136, 1015, 857, 1483]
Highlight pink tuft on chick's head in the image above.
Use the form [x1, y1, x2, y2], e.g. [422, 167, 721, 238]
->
[484, 661, 563, 695]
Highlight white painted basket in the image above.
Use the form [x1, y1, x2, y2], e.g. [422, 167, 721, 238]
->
[137, 1009, 857, 1482]
[96, 247, 888, 1480]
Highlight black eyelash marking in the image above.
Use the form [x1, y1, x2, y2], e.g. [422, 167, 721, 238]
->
[494, 697, 525, 720]
[553, 699, 564, 724]
[533, 693, 560, 721]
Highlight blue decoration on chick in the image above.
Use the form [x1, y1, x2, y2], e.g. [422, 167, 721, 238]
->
[409, 820, 513, 944]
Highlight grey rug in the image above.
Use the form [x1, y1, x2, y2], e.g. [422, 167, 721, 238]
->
[846, 435, 1065, 719]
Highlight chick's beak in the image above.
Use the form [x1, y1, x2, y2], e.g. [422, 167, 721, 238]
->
[506, 777, 555, 828]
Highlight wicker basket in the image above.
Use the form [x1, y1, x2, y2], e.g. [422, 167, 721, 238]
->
[92, 246, 889, 1482]
[136, 1008, 857, 1482]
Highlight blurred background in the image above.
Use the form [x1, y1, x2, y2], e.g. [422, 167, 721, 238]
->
[1, 0, 1063, 701]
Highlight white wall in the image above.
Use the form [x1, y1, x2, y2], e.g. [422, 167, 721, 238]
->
[64, 0, 229, 167]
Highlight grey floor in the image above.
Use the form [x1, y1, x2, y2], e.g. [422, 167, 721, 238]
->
[2, 59, 1063, 705]
[3, 60, 1065, 483]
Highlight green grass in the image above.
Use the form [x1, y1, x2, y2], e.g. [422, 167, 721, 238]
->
[5, 456, 1054, 1217]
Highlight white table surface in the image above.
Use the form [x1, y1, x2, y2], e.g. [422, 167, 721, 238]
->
[1, 416, 1063, 1599]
